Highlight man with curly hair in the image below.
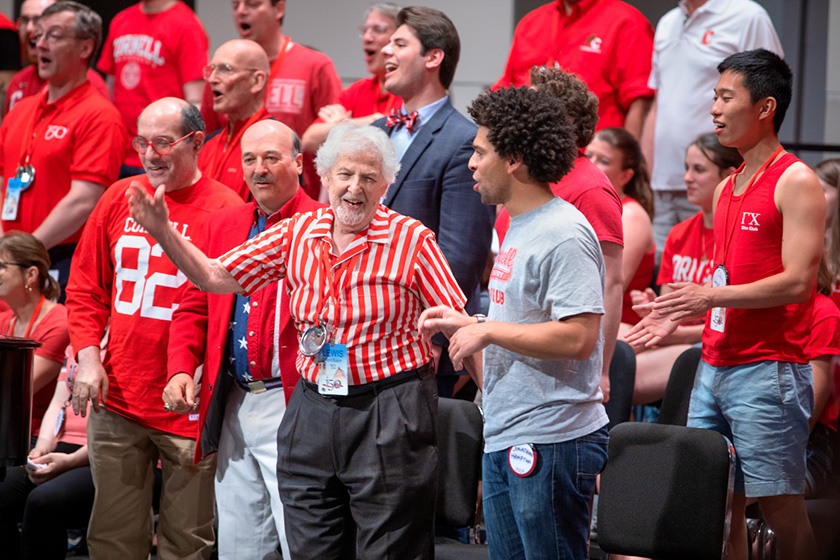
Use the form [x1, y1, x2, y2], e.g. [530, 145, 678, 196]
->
[420, 86, 609, 559]
[496, 66, 625, 402]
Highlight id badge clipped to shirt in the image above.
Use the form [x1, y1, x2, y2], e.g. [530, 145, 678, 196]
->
[317, 342, 349, 396]
[3, 165, 34, 221]
[710, 265, 729, 333]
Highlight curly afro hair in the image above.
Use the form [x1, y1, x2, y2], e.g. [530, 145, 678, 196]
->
[468, 86, 577, 184]
[530, 65, 599, 148]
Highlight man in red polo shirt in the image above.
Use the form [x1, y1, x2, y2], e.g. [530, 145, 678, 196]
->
[203, 0, 342, 200]
[0, 1, 125, 298]
[199, 39, 271, 200]
[494, 0, 654, 137]
[4, 0, 108, 117]
[167, 119, 323, 559]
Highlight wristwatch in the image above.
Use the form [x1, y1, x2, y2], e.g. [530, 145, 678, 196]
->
[474, 314, 487, 323]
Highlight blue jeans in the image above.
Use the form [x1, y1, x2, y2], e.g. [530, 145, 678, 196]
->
[483, 428, 609, 560]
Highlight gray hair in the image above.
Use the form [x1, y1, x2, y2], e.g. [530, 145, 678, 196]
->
[316, 123, 400, 185]
[41, 1, 102, 67]
[364, 3, 401, 23]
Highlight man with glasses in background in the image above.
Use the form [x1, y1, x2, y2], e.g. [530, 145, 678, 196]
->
[66, 97, 241, 559]
[4, 0, 109, 117]
[203, 0, 342, 200]
[199, 39, 271, 200]
[0, 1, 125, 299]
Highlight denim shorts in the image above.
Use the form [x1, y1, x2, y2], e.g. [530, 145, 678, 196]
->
[687, 359, 813, 497]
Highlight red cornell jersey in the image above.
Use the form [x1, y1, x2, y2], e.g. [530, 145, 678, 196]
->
[98, 1, 209, 167]
[703, 153, 814, 366]
[657, 211, 715, 286]
[66, 175, 242, 436]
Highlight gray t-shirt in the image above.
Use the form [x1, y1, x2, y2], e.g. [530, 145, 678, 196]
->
[483, 197, 609, 453]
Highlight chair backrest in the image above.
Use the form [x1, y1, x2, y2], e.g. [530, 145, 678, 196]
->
[604, 340, 636, 430]
[658, 346, 702, 426]
[597, 422, 735, 560]
[435, 397, 484, 528]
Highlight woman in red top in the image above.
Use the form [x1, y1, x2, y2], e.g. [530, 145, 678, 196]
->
[586, 127, 655, 326]
[816, 159, 840, 308]
[629, 133, 741, 405]
[0, 232, 68, 436]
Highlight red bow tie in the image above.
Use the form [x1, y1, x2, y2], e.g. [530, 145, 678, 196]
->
[385, 109, 419, 132]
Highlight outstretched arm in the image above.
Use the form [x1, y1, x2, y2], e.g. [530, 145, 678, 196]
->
[126, 182, 242, 294]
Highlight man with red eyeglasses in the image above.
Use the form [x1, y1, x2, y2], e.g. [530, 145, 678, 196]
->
[0, 1, 125, 300]
[67, 97, 241, 559]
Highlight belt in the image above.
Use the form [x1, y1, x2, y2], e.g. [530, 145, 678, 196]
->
[303, 364, 430, 398]
[230, 372, 283, 394]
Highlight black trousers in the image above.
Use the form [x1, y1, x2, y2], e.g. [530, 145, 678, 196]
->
[0, 442, 94, 559]
[277, 366, 438, 560]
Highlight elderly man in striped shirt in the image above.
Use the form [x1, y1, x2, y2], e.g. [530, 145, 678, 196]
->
[127, 121, 479, 560]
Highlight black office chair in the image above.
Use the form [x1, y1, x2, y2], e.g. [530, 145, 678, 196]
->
[434, 397, 488, 560]
[657, 346, 702, 426]
[597, 422, 736, 560]
[604, 340, 636, 430]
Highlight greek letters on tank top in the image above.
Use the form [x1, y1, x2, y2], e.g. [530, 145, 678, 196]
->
[703, 152, 814, 366]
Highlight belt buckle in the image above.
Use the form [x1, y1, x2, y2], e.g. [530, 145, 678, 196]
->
[247, 380, 267, 394]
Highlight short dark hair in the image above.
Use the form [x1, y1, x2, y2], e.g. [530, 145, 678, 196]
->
[717, 49, 792, 133]
[468, 87, 577, 184]
[181, 102, 205, 135]
[530, 65, 599, 148]
[41, 1, 102, 67]
[397, 6, 459, 89]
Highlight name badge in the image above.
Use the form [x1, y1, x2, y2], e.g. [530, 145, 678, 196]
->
[508, 444, 538, 477]
[710, 265, 728, 333]
[3, 177, 25, 220]
[317, 342, 349, 396]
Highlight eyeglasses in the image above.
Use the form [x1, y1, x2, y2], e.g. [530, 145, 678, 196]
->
[32, 28, 83, 44]
[132, 131, 198, 156]
[358, 24, 393, 38]
[203, 63, 259, 81]
[18, 15, 39, 27]
[0, 261, 26, 271]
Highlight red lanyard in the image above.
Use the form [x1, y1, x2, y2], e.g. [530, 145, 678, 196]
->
[720, 145, 783, 266]
[7, 295, 45, 338]
[269, 36, 292, 79]
[206, 109, 266, 180]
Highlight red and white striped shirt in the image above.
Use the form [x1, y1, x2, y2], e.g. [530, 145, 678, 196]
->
[221, 204, 466, 385]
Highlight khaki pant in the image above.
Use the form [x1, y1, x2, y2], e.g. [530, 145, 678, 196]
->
[86, 408, 216, 560]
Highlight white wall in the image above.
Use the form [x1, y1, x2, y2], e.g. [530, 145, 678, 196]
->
[196, 0, 513, 115]
[0, 0, 12, 19]
[826, 1, 840, 145]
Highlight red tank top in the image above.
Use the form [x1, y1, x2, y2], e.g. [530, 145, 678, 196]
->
[703, 152, 814, 366]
